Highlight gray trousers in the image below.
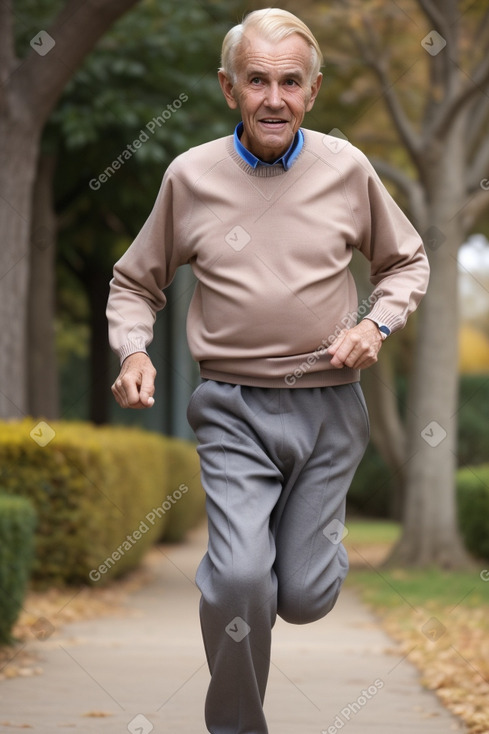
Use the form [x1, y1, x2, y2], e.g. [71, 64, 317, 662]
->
[187, 380, 370, 734]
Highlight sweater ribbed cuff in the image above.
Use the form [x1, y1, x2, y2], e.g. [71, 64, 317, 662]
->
[118, 339, 148, 365]
[365, 304, 405, 334]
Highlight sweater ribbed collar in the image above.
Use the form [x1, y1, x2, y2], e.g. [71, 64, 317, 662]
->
[226, 132, 306, 178]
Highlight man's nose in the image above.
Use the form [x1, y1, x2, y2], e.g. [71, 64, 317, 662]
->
[265, 82, 283, 108]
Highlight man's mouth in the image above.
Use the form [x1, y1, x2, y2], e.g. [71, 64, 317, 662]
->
[259, 119, 287, 128]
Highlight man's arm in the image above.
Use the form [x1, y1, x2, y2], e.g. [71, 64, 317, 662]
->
[328, 148, 430, 369]
[107, 168, 187, 408]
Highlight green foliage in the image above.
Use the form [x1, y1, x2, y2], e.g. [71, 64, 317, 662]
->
[457, 376, 489, 467]
[0, 496, 37, 644]
[349, 374, 489, 518]
[457, 465, 489, 561]
[162, 437, 206, 543]
[12, 0, 65, 58]
[44, 0, 243, 395]
[0, 420, 205, 585]
[347, 443, 392, 518]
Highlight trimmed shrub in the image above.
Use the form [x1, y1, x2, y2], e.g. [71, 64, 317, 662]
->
[0, 495, 37, 644]
[458, 376, 489, 468]
[0, 420, 204, 585]
[457, 464, 489, 560]
[161, 437, 206, 543]
[347, 444, 392, 518]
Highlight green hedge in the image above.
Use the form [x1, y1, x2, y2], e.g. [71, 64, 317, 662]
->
[0, 420, 205, 586]
[457, 464, 489, 560]
[162, 437, 206, 543]
[0, 495, 37, 644]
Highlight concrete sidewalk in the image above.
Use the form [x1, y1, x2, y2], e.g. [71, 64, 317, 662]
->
[0, 525, 466, 733]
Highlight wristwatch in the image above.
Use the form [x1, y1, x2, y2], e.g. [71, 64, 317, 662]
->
[377, 324, 390, 340]
[366, 318, 391, 340]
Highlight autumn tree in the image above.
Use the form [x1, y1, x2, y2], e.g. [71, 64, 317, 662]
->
[23, 0, 239, 422]
[267, 0, 489, 565]
[0, 0, 142, 418]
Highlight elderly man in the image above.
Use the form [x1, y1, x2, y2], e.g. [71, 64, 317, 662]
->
[107, 7, 429, 733]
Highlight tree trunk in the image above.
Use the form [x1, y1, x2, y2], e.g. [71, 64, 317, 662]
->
[0, 0, 141, 419]
[362, 353, 407, 520]
[88, 267, 111, 425]
[0, 120, 40, 418]
[388, 117, 472, 567]
[27, 153, 59, 419]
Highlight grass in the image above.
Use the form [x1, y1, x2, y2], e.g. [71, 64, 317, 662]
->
[344, 518, 489, 608]
[349, 565, 489, 609]
[343, 519, 489, 733]
[344, 517, 401, 546]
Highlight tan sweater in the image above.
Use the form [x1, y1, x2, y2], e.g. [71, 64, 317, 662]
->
[107, 129, 429, 388]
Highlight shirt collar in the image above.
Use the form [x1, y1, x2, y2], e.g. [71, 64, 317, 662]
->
[233, 122, 304, 171]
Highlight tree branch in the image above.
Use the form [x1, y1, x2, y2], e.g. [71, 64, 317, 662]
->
[11, 0, 142, 129]
[467, 133, 489, 193]
[372, 63, 423, 169]
[417, 0, 452, 41]
[0, 0, 16, 111]
[474, 8, 489, 47]
[350, 27, 423, 171]
[467, 92, 489, 149]
[429, 52, 489, 140]
[461, 188, 489, 232]
[370, 157, 427, 229]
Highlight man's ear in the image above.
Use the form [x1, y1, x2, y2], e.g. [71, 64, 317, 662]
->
[218, 70, 239, 110]
[306, 72, 323, 112]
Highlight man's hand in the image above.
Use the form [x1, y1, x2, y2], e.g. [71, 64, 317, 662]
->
[111, 352, 157, 409]
[327, 319, 383, 370]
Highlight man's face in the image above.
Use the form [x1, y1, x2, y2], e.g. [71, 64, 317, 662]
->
[219, 30, 322, 162]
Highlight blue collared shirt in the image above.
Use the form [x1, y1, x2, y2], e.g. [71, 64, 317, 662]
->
[233, 122, 304, 171]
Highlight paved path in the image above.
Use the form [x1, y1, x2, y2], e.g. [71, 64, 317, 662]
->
[0, 525, 466, 733]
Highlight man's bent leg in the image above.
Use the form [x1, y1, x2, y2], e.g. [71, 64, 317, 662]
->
[272, 383, 370, 625]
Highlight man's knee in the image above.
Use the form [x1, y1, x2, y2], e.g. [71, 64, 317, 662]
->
[277, 573, 345, 625]
[200, 560, 276, 614]
[276, 546, 349, 625]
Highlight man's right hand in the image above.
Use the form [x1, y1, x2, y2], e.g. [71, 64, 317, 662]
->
[111, 352, 157, 409]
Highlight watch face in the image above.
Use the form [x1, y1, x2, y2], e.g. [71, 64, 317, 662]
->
[379, 325, 390, 339]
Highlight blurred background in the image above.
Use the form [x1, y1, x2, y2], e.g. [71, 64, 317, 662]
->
[1, 0, 489, 558]
[2, 4, 489, 723]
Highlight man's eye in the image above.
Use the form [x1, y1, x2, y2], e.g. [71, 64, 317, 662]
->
[251, 77, 261, 84]
[285, 79, 297, 86]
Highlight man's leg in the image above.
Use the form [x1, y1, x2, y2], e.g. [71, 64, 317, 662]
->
[187, 380, 370, 733]
[187, 380, 286, 734]
[271, 382, 370, 625]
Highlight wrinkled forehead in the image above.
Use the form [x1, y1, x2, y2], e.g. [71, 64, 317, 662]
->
[234, 30, 315, 79]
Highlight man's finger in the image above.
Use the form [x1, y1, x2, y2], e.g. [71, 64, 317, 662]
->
[327, 331, 351, 367]
[112, 378, 128, 408]
[139, 380, 155, 407]
[123, 374, 144, 407]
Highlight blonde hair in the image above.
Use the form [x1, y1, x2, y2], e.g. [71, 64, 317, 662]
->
[220, 8, 323, 83]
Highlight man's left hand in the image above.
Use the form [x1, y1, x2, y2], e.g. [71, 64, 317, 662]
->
[327, 319, 383, 370]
